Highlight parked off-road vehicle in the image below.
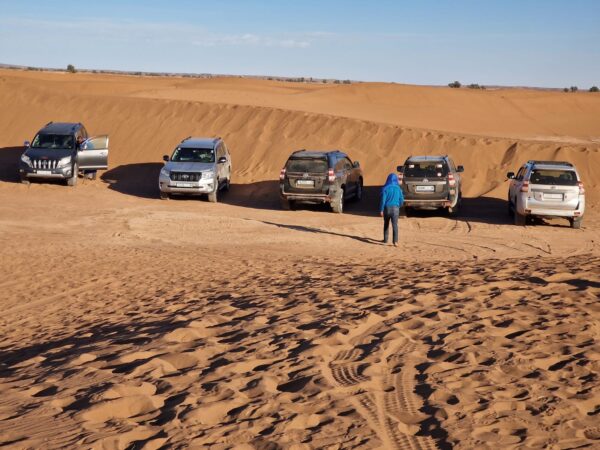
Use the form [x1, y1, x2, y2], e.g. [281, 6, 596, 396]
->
[279, 150, 363, 213]
[507, 160, 585, 228]
[159, 137, 232, 202]
[19, 122, 109, 186]
[397, 155, 464, 215]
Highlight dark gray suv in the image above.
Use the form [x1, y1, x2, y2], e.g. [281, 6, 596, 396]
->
[397, 155, 464, 215]
[19, 122, 109, 186]
[279, 150, 363, 213]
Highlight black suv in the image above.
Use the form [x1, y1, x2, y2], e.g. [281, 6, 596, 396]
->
[279, 150, 363, 213]
[397, 155, 464, 215]
[19, 122, 109, 186]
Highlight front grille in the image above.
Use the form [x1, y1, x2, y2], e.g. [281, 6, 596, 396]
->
[32, 159, 58, 170]
[170, 172, 202, 182]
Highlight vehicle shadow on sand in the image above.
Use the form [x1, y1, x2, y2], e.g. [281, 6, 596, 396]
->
[0, 146, 25, 183]
[101, 163, 163, 199]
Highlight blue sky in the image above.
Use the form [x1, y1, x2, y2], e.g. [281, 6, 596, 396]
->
[1, 0, 599, 87]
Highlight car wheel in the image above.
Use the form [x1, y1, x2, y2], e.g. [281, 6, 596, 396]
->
[67, 164, 78, 186]
[508, 197, 515, 217]
[355, 180, 363, 201]
[515, 211, 526, 226]
[159, 192, 170, 200]
[281, 198, 291, 210]
[208, 186, 218, 203]
[570, 218, 582, 229]
[224, 178, 231, 192]
[20, 175, 30, 185]
[331, 189, 344, 213]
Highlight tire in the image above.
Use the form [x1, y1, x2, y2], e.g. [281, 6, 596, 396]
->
[570, 218, 582, 229]
[159, 192, 170, 200]
[224, 177, 231, 192]
[355, 179, 363, 201]
[85, 171, 97, 181]
[67, 164, 78, 186]
[508, 197, 515, 217]
[281, 198, 291, 210]
[331, 189, 344, 213]
[207, 186, 218, 203]
[20, 175, 30, 185]
[515, 211, 526, 226]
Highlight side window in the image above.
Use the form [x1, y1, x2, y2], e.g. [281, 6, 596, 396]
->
[334, 157, 344, 172]
[81, 127, 88, 139]
[344, 158, 353, 170]
[216, 144, 223, 159]
[448, 159, 456, 172]
[222, 143, 229, 156]
[516, 167, 526, 180]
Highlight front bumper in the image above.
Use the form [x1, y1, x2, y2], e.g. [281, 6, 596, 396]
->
[159, 177, 216, 195]
[20, 164, 72, 179]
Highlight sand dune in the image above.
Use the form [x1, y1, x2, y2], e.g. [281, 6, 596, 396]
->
[1, 70, 599, 449]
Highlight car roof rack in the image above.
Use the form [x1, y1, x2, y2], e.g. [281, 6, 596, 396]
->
[180, 136, 192, 142]
[45, 121, 53, 127]
[213, 136, 221, 143]
[529, 160, 573, 167]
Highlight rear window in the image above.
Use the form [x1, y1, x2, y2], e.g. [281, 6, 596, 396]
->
[404, 161, 448, 178]
[286, 158, 328, 173]
[530, 169, 578, 186]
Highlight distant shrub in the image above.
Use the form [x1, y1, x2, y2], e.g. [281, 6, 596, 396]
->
[590, 86, 599, 92]
[66, 64, 76, 73]
[448, 81, 461, 88]
[563, 87, 569, 92]
[333, 79, 341, 84]
[467, 83, 485, 89]
[570, 86, 578, 92]
[343, 79, 351, 84]
[322, 79, 328, 83]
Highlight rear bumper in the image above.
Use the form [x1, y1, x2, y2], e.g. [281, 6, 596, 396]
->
[403, 197, 458, 209]
[280, 185, 338, 204]
[517, 195, 585, 218]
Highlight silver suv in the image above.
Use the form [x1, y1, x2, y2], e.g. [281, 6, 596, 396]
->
[507, 160, 585, 228]
[159, 137, 232, 202]
[397, 155, 464, 215]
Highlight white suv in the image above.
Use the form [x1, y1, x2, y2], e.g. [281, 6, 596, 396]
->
[159, 137, 232, 202]
[507, 160, 585, 228]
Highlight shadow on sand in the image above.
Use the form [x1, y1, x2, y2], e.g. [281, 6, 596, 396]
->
[0, 146, 25, 183]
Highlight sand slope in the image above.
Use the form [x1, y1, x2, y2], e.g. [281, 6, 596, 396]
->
[0, 70, 599, 449]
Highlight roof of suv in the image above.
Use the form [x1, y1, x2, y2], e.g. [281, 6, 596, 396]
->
[290, 150, 345, 159]
[179, 137, 221, 148]
[405, 155, 447, 162]
[39, 122, 82, 134]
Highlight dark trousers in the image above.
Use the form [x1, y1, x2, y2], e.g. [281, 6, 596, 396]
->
[383, 206, 399, 244]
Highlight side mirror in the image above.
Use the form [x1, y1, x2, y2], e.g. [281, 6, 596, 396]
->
[506, 172, 515, 179]
[396, 165, 404, 173]
[24, 140, 30, 148]
[162, 155, 169, 162]
[218, 156, 227, 164]
[353, 161, 360, 168]
[457, 165, 464, 173]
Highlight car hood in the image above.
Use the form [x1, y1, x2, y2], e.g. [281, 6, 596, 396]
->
[164, 162, 215, 172]
[24, 148, 73, 159]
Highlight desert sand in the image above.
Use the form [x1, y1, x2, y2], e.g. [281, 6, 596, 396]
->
[0, 69, 599, 449]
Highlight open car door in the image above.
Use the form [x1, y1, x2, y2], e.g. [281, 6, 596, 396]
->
[78, 135, 109, 170]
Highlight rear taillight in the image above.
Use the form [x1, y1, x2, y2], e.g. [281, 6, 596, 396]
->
[578, 181, 585, 194]
[398, 173, 404, 184]
[328, 168, 335, 182]
[448, 173, 456, 187]
[520, 181, 529, 193]
[279, 168, 286, 180]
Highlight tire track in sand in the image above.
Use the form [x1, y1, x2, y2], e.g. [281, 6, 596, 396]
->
[323, 314, 439, 450]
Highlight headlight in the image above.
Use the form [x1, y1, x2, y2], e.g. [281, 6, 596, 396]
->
[203, 170, 214, 179]
[21, 154, 31, 166]
[160, 167, 170, 177]
[57, 156, 72, 168]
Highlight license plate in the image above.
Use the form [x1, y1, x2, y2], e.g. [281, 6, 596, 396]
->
[176, 182, 194, 188]
[36, 170, 52, 175]
[544, 193, 563, 200]
[415, 185, 435, 192]
[296, 180, 315, 186]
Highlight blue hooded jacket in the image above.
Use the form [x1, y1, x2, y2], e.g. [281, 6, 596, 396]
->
[380, 173, 404, 212]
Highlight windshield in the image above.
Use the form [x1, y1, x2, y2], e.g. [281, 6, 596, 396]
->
[530, 169, 578, 186]
[31, 133, 74, 150]
[404, 161, 448, 178]
[170, 147, 215, 163]
[286, 158, 328, 173]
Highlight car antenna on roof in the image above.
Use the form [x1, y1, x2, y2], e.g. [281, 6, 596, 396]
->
[45, 121, 53, 127]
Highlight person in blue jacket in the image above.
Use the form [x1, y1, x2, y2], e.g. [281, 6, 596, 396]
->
[379, 173, 404, 246]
